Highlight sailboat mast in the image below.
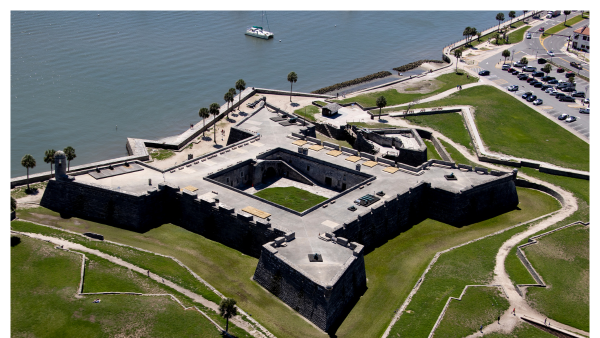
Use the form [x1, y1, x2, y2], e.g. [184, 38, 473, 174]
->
[265, 12, 271, 32]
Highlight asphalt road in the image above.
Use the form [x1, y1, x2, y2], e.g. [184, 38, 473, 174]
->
[470, 12, 590, 140]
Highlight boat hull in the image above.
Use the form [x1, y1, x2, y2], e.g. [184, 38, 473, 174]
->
[245, 31, 273, 39]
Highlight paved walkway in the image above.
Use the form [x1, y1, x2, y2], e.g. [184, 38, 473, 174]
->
[13, 231, 269, 338]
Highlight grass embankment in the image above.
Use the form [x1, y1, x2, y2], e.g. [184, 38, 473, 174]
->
[411, 85, 589, 171]
[335, 187, 560, 338]
[348, 122, 395, 129]
[150, 148, 175, 161]
[10, 220, 222, 304]
[13, 209, 328, 338]
[485, 322, 556, 337]
[507, 25, 531, 44]
[254, 186, 328, 212]
[293, 104, 319, 122]
[543, 14, 589, 39]
[11, 181, 48, 199]
[11, 236, 223, 338]
[424, 139, 442, 160]
[315, 133, 353, 149]
[434, 287, 509, 338]
[334, 72, 478, 108]
[386, 192, 559, 338]
[438, 139, 479, 168]
[404, 112, 473, 152]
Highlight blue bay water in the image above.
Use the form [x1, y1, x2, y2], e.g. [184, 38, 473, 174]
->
[11, 11, 501, 177]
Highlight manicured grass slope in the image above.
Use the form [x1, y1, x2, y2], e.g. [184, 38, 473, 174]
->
[543, 14, 588, 38]
[11, 236, 222, 338]
[335, 72, 479, 107]
[293, 104, 319, 121]
[485, 322, 557, 337]
[335, 188, 560, 338]
[413, 85, 589, 171]
[507, 25, 531, 44]
[438, 139, 479, 168]
[405, 112, 473, 152]
[254, 186, 328, 212]
[434, 287, 509, 338]
[424, 139, 442, 160]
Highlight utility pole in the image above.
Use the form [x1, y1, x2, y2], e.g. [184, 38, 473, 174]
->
[511, 49, 515, 63]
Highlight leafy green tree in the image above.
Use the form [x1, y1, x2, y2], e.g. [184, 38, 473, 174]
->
[376, 96, 387, 120]
[209, 103, 220, 143]
[63, 146, 76, 171]
[198, 107, 210, 137]
[43, 149, 56, 180]
[502, 49, 511, 63]
[453, 49, 462, 71]
[235, 79, 246, 109]
[520, 56, 528, 65]
[496, 13, 505, 31]
[542, 64, 553, 76]
[495, 33, 501, 45]
[219, 298, 238, 333]
[21, 154, 36, 191]
[287, 71, 297, 102]
[508, 11, 516, 26]
[568, 76, 576, 86]
[563, 10, 571, 25]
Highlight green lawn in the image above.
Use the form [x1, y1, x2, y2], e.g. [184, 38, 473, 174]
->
[412, 85, 589, 171]
[11, 236, 223, 338]
[150, 148, 175, 161]
[11, 181, 48, 199]
[314, 101, 328, 106]
[254, 186, 328, 212]
[404, 112, 473, 152]
[335, 72, 479, 108]
[348, 122, 396, 129]
[438, 139, 479, 168]
[434, 287, 509, 338]
[424, 139, 442, 160]
[485, 322, 557, 337]
[335, 187, 561, 338]
[293, 104, 319, 122]
[507, 25, 531, 44]
[14, 208, 328, 338]
[543, 14, 589, 39]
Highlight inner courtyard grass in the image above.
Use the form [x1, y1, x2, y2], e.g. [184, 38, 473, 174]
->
[15, 187, 561, 338]
[334, 72, 479, 107]
[404, 112, 474, 152]
[434, 287, 509, 338]
[11, 236, 223, 338]
[293, 104, 319, 121]
[412, 85, 589, 171]
[254, 186, 328, 212]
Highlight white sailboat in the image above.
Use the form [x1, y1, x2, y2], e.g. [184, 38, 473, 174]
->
[245, 12, 273, 39]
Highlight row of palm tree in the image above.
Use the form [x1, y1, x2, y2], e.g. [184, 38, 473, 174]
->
[20, 146, 76, 191]
[197, 79, 247, 144]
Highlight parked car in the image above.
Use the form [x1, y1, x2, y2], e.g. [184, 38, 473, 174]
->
[513, 62, 525, 67]
[539, 27, 545, 32]
[507, 85, 519, 91]
[558, 113, 569, 120]
[541, 84, 553, 91]
[570, 61, 583, 69]
[572, 91, 585, 98]
[541, 76, 555, 82]
[502, 64, 511, 70]
[547, 79, 559, 84]
[565, 72, 576, 78]
[527, 95, 538, 102]
[555, 93, 567, 99]
[560, 96, 576, 102]
[549, 91, 560, 96]
[511, 69, 521, 75]
[526, 77, 536, 83]
[533, 82, 543, 88]
[557, 82, 572, 88]
[523, 66, 537, 72]
[537, 58, 547, 64]
[478, 70, 490, 76]
[522, 92, 533, 99]
[507, 67, 516, 72]
[533, 71, 544, 77]
[579, 108, 590, 114]
[526, 33, 532, 39]
[584, 98, 590, 104]
[545, 88, 556, 94]
[561, 87, 576, 92]
[556, 68, 565, 73]
[565, 116, 577, 122]
[533, 99, 544, 105]
[547, 51, 555, 57]
[518, 74, 529, 80]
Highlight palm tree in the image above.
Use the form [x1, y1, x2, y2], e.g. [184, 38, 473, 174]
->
[44, 149, 56, 179]
[453, 49, 462, 71]
[228, 87, 236, 116]
[21, 154, 36, 191]
[502, 50, 511, 64]
[520, 56, 528, 66]
[376, 96, 387, 120]
[63, 146, 76, 171]
[287, 71, 297, 102]
[235, 79, 246, 109]
[463, 27, 472, 44]
[494, 33, 501, 45]
[508, 11, 516, 26]
[542, 64, 552, 78]
[219, 298, 238, 334]
[209, 103, 220, 144]
[199, 108, 210, 137]
[563, 10, 571, 25]
[477, 31, 482, 42]
[496, 13, 505, 31]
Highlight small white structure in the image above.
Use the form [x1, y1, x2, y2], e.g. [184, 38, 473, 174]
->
[572, 26, 590, 51]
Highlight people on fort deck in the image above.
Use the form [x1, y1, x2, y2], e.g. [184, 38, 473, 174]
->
[93, 299, 101, 303]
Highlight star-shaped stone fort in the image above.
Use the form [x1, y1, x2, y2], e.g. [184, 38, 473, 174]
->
[41, 88, 518, 332]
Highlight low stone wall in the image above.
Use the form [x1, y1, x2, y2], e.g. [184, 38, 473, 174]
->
[340, 147, 359, 156]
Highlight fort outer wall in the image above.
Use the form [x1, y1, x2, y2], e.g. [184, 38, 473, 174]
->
[40, 178, 290, 258]
[253, 240, 367, 332]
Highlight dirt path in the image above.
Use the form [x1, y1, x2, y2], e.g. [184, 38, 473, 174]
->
[14, 231, 268, 338]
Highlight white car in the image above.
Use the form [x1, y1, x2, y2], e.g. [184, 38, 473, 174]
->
[545, 87, 555, 93]
[547, 51, 555, 57]
[579, 108, 590, 114]
[584, 98, 590, 104]
[507, 85, 519, 91]
[526, 33, 532, 39]
[565, 116, 577, 122]
[533, 99, 544, 105]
